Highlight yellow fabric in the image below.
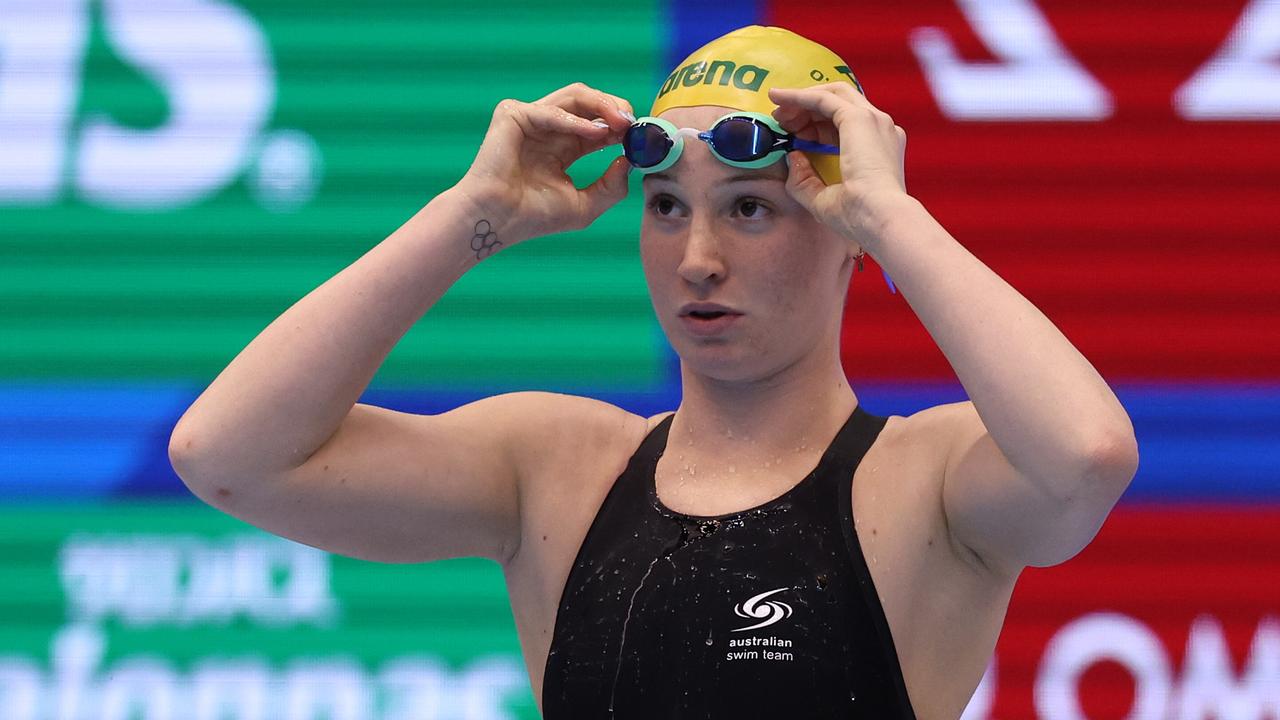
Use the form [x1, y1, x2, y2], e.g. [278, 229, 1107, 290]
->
[649, 25, 862, 185]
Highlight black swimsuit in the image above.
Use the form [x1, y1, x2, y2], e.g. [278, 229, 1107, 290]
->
[541, 404, 917, 719]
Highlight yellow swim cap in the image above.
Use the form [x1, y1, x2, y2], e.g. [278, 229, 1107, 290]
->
[649, 25, 863, 185]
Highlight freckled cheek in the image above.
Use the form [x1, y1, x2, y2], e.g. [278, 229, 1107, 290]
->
[754, 266, 823, 333]
[638, 229, 679, 266]
[638, 241, 680, 314]
[765, 255, 813, 300]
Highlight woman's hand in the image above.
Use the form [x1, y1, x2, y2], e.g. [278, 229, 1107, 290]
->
[454, 82, 635, 252]
[768, 83, 909, 253]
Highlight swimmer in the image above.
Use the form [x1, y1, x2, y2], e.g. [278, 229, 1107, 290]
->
[169, 24, 1139, 720]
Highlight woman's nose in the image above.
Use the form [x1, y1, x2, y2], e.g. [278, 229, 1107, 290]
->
[676, 214, 727, 285]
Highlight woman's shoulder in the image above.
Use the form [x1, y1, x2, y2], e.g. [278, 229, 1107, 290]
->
[645, 409, 676, 434]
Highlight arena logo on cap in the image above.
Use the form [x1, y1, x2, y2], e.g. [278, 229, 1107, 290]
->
[658, 60, 771, 99]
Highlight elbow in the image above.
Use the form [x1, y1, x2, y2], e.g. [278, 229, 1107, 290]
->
[167, 420, 218, 493]
[1080, 427, 1140, 495]
[167, 422, 196, 478]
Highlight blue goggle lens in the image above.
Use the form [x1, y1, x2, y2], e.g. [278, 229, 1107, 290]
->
[622, 123, 673, 168]
[708, 118, 777, 161]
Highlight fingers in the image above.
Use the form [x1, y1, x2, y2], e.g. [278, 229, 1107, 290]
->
[576, 155, 632, 229]
[492, 84, 636, 160]
[535, 82, 635, 134]
[769, 86, 862, 152]
[512, 99, 614, 141]
[820, 81, 877, 111]
[770, 83, 895, 126]
[782, 151, 822, 214]
[769, 85, 849, 118]
[769, 84, 901, 160]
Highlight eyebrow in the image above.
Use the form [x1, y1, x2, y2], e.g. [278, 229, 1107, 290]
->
[644, 170, 786, 185]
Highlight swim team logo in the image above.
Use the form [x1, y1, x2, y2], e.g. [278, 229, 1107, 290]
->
[731, 587, 794, 632]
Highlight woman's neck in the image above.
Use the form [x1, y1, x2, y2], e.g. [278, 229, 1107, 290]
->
[670, 352, 858, 462]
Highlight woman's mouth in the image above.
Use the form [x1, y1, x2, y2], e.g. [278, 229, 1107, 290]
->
[680, 311, 741, 336]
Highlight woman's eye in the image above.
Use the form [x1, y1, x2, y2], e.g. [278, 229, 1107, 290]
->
[644, 194, 771, 220]
[736, 198, 770, 219]
[646, 194, 680, 217]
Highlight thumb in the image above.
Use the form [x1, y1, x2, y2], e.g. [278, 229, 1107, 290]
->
[578, 154, 631, 227]
[783, 151, 823, 214]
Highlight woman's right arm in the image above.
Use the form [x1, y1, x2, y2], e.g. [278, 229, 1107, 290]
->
[168, 84, 636, 566]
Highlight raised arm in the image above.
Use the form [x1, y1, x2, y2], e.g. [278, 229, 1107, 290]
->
[768, 82, 1139, 575]
[169, 83, 636, 566]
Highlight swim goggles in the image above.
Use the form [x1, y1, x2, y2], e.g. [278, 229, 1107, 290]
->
[622, 111, 839, 174]
[623, 110, 897, 294]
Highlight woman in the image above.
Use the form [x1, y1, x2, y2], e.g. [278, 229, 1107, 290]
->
[170, 24, 1138, 719]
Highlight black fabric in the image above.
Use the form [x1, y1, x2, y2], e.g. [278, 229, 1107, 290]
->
[541, 404, 918, 719]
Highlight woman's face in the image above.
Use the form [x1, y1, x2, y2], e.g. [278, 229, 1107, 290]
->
[639, 105, 856, 383]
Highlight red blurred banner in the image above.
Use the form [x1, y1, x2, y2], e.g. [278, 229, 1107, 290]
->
[766, 1, 1280, 382]
[964, 507, 1280, 719]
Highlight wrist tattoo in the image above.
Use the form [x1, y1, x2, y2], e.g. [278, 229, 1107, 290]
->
[470, 219, 503, 260]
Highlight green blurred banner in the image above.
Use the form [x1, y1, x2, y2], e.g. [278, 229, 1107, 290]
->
[0, 0, 665, 390]
[0, 501, 537, 718]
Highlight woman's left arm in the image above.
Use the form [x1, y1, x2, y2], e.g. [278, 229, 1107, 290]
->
[770, 83, 1140, 575]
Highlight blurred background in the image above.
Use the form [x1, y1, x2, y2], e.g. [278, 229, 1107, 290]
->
[1, 0, 1278, 717]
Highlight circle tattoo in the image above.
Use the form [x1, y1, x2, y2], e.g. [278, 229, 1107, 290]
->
[471, 219, 503, 260]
